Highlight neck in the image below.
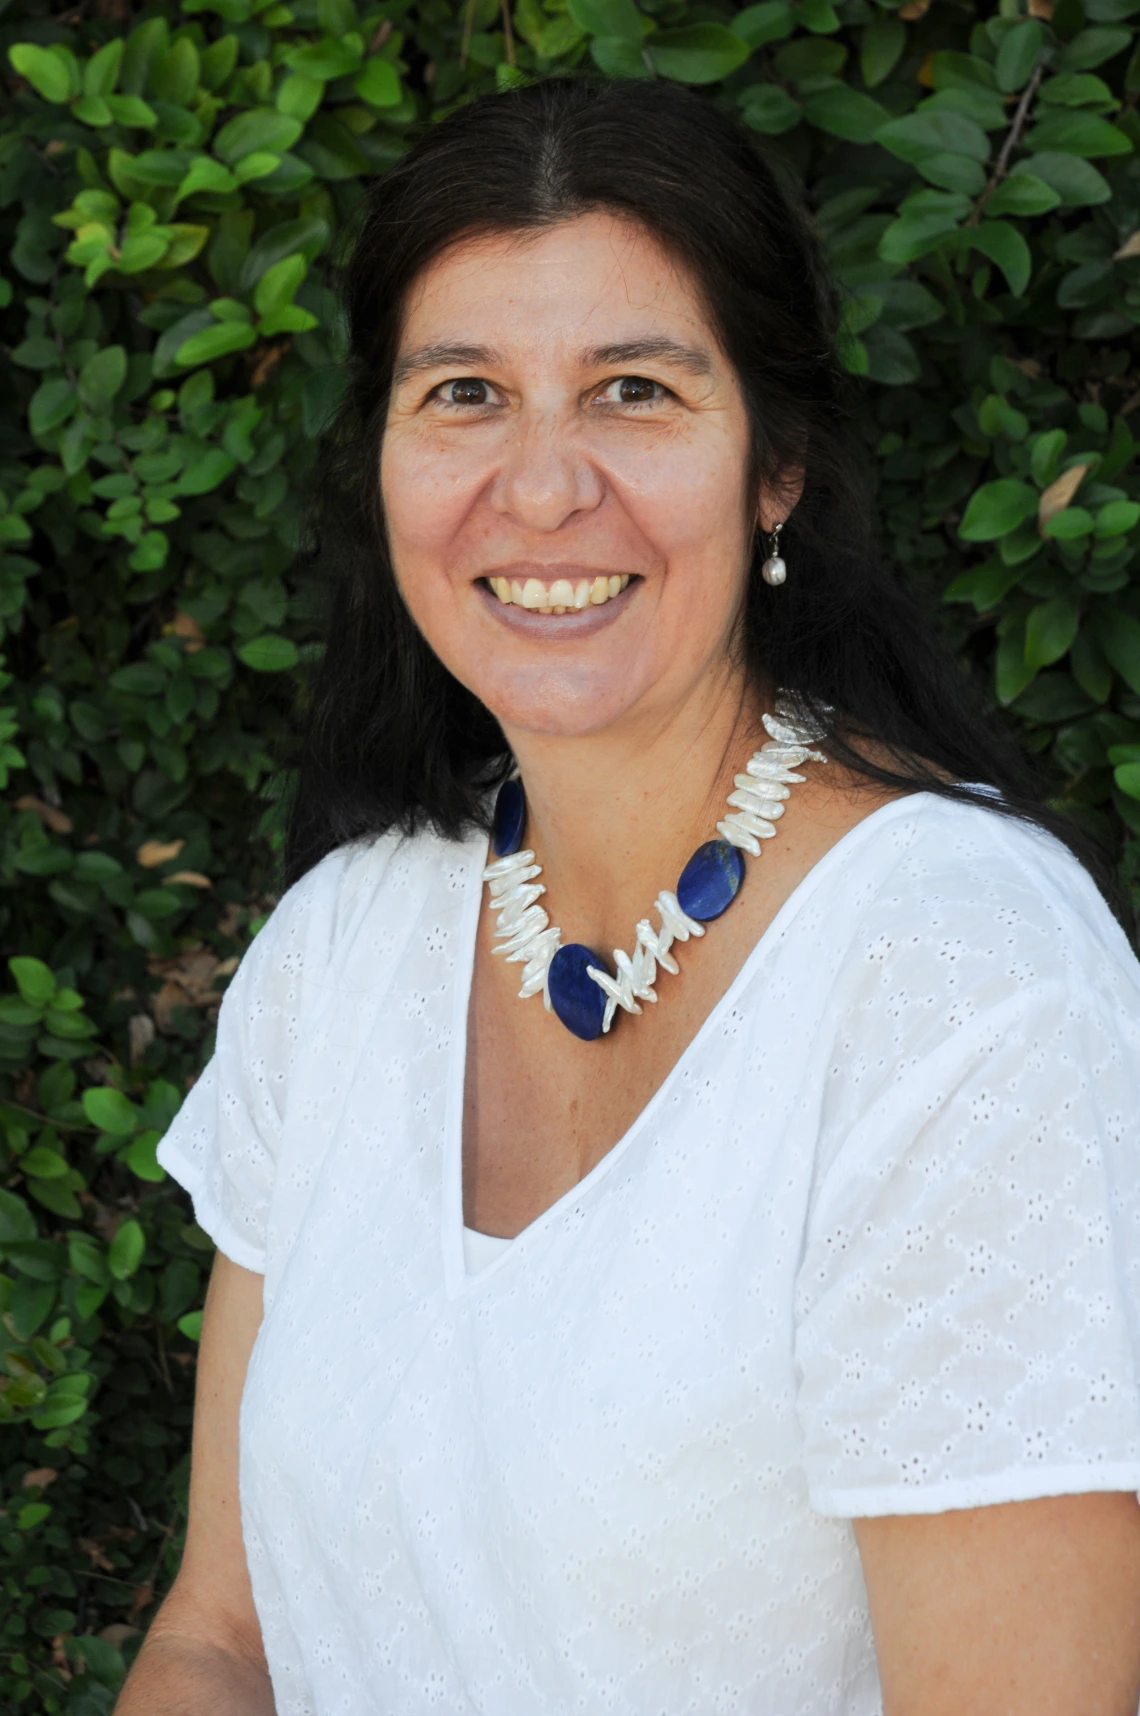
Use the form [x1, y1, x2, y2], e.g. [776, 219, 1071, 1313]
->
[500, 665, 769, 952]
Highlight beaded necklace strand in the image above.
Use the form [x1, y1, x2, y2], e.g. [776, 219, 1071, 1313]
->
[482, 695, 828, 1041]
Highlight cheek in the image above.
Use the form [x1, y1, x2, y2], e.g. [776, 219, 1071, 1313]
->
[379, 429, 480, 567]
[607, 431, 752, 564]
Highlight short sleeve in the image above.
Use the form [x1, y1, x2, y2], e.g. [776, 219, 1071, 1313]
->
[795, 823, 1140, 1518]
[156, 848, 354, 1272]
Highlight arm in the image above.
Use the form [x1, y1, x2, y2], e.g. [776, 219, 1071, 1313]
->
[116, 1253, 274, 1715]
[855, 1491, 1140, 1716]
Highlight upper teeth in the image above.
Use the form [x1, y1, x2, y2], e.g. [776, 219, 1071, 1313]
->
[487, 574, 631, 613]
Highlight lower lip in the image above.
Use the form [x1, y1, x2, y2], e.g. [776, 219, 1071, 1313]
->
[476, 579, 638, 637]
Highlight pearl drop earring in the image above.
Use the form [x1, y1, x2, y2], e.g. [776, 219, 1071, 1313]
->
[761, 521, 787, 587]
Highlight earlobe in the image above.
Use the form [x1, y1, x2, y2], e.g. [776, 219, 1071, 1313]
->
[757, 466, 805, 534]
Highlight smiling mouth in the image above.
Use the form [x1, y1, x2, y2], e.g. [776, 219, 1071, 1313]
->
[483, 574, 633, 614]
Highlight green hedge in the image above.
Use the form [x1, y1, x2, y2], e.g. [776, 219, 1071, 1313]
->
[1, 0, 1139, 1704]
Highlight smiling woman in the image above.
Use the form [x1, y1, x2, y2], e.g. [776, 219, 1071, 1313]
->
[126, 79, 1140, 1716]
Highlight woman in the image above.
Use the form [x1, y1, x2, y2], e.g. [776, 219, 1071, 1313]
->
[121, 79, 1140, 1715]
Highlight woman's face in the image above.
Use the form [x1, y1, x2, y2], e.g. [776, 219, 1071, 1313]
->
[381, 211, 772, 742]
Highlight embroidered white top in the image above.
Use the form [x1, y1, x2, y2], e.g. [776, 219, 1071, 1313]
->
[156, 792, 1140, 1716]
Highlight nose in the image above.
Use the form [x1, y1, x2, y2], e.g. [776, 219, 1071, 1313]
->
[488, 409, 604, 532]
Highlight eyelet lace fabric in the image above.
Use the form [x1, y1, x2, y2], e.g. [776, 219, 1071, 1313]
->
[158, 793, 1140, 1716]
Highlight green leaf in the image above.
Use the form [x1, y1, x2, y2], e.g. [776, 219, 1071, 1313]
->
[213, 108, 304, 164]
[285, 36, 363, 79]
[568, 0, 645, 38]
[1040, 72, 1120, 109]
[78, 345, 128, 410]
[9, 44, 72, 103]
[126, 1129, 165, 1182]
[1042, 505, 1094, 539]
[1097, 611, 1140, 694]
[984, 173, 1062, 217]
[253, 253, 306, 316]
[277, 71, 325, 120]
[9, 957, 56, 1005]
[773, 36, 845, 82]
[177, 1309, 204, 1340]
[1024, 111, 1134, 157]
[921, 86, 1006, 131]
[928, 49, 999, 93]
[177, 156, 239, 200]
[860, 14, 905, 88]
[995, 615, 1036, 704]
[353, 58, 401, 107]
[588, 33, 649, 74]
[175, 322, 258, 366]
[876, 109, 990, 165]
[1114, 761, 1140, 800]
[107, 1218, 145, 1280]
[239, 217, 329, 289]
[964, 221, 1032, 296]
[959, 477, 1039, 540]
[648, 25, 750, 83]
[237, 634, 300, 672]
[1096, 500, 1140, 537]
[176, 446, 237, 495]
[105, 93, 159, 127]
[862, 324, 920, 385]
[802, 86, 889, 144]
[995, 18, 1044, 93]
[1014, 151, 1111, 206]
[28, 376, 76, 437]
[738, 84, 801, 134]
[878, 209, 961, 265]
[83, 1086, 140, 1135]
[84, 38, 124, 97]
[1056, 27, 1132, 72]
[912, 152, 986, 196]
[130, 149, 195, 186]
[0, 1188, 38, 1243]
[1024, 594, 1080, 669]
[730, 2, 793, 48]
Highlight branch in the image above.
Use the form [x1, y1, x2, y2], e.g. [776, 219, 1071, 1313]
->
[968, 62, 1044, 226]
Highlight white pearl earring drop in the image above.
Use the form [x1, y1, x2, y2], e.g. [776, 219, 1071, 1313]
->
[761, 520, 787, 587]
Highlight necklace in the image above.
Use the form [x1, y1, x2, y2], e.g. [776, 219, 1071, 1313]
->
[482, 695, 828, 1041]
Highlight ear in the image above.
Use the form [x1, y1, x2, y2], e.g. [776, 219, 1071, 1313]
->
[757, 466, 805, 533]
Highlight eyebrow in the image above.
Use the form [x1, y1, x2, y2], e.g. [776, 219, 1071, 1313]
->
[390, 336, 714, 387]
[584, 339, 714, 376]
[391, 343, 500, 387]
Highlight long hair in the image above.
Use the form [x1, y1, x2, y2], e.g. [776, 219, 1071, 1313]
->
[285, 77, 1123, 921]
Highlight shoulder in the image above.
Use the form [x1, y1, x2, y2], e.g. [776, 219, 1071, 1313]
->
[232, 822, 485, 1006]
[840, 790, 1136, 988]
[805, 792, 1140, 1097]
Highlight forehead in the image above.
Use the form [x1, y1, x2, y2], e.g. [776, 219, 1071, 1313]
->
[397, 211, 718, 354]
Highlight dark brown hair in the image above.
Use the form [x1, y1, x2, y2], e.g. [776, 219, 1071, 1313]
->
[285, 76, 1121, 921]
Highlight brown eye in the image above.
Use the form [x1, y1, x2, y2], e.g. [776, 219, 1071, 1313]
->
[447, 379, 488, 405]
[617, 376, 657, 403]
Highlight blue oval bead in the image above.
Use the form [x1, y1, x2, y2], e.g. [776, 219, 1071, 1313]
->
[491, 777, 526, 857]
[676, 838, 746, 922]
[547, 944, 609, 1041]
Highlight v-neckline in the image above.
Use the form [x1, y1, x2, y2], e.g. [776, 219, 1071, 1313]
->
[441, 790, 931, 1297]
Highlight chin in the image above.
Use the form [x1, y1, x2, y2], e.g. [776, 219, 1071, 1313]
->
[469, 665, 643, 741]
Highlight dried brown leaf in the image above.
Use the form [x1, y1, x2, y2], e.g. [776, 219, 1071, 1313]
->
[137, 838, 185, 868]
[167, 870, 212, 888]
[1038, 462, 1091, 530]
[22, 1466, 59, 1489]
[15, 794, 73, 835]
[165, 611, 205, 652]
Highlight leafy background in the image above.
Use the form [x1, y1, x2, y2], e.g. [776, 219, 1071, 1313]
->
[1, 0, 1139, 1703]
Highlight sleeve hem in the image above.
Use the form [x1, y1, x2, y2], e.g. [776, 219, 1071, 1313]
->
[810, 1462, 1140, 1518]
[156, 1136, 267, 1276]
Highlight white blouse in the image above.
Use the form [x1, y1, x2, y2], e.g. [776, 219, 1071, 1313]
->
[157, 793, 1140, 1716]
